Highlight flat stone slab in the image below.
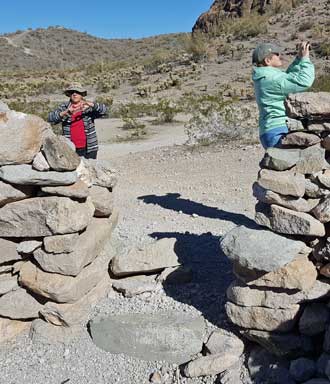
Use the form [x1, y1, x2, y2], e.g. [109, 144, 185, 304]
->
[41, 180, 89, 199]
[0, 164, 77, 186]
[34, 214, 118, 276]
[0, 288, 43, 319]
[294, 145, 326, 175]
[258, 169, 305, 197]
[0, 238, 22, 264]
[281, 131, 321, 147]
[16, 240, 42, 254]
[19, 243, 113, 303]
[0, 196, 94, 237]
[89, 312, 205, 364]
[0, 275, 19, 296]
[285, 92, 330, 119]
[242, 329, 313, 358]
[112, 275, 158, 298]
[260, 148, 300, 171]
[256, 204, 325, 237]
[227, 279, 330, 309]
[0, 110, 48, 166]
[111, 238, 180, 277]
[225, 302, 300, 332]
[220, 226, 307, 281]
[253, 182, 312, 212]
[0, 180, 34, 208]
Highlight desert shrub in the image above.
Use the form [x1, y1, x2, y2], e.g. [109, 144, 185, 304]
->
[179, 92, 235, 116]
[184, 102, 258, 146]
[154, 99, 181, 123]
[121, 117, 146, 131]
[182, 33, 208, 62]
[94, 95, 114, 107]
[112, 102, 155, 119]
[316, 41, 330, 57]
[298, 19, 314, 32]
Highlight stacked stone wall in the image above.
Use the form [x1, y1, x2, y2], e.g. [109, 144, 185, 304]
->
[222, 92, 330, 382]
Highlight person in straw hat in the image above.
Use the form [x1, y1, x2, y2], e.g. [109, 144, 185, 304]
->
[48, 83, 107, 159]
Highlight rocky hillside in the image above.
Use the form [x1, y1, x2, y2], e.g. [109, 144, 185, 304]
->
[0, 27, 184, 71]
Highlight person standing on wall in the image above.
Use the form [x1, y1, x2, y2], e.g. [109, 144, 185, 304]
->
[48, 83, 107, 159]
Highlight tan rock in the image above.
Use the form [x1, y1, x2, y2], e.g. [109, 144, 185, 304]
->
[29, 319, 81, 345]
[320, 263, 330, 278]
[0, 288, 43, 319]
[257, 169, 305, 197]
[317, 170, 330, 189]
[0, 317, 30, 343]
[112, 275, 158, 297]
[41, 180, 89, 199]
[312, 196, 330, 223]
[19, 244, 113, 303]
[89, 185, 114, 217]
[205, 329, 244, 356]
[285, 92, 330, 119]
[43, 233, 79, 254]
[111, 238, 179, 277]
[0, 238, 22, 264]
[32, 152, 50, 171]
[294, 145, 326, 175]
[40, 275, 111, 326]
[34, 213, 118, 276]
[0, 110, 47, 165]
[247, 255, 317, 291]
[225, 302, 300, 332]
[0, 275, 19, 296]
[281, 132, 320, 147]
[0, 196, 94, 237]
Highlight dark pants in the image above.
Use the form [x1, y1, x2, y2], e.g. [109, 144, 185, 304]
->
[76, 148, 97, 159]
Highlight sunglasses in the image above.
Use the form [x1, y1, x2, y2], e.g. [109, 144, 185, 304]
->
[68, 90, 83, 96]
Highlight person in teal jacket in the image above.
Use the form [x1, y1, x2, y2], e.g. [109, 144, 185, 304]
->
[252, 41, 315, 149]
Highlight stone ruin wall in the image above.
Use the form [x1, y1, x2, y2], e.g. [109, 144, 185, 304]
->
[0, 101, 118, 343]
[221, 92, 330, 382]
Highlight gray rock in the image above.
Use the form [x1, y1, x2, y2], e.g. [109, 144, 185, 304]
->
[19, 242, 113, 303]
[218, 363, 244, 384]
[29, 319, 81, 345]
[256, 204, 325, 237]
[225, 302, 300, 332]
[322, 135, 330, 150]
[282, 131, 321, 147]
[34, 214, 117, 276]
[312, 196, 330, 223]
[260, 148, 300, 171]
[0, 110, 48, 166]
[294, 145, 326, 175]
[0, 101, 10, 112]
[156, 266, 193, 285]
[43, 233, 79, 254]
[0, 196, 94, 237]
[42, 134, 80, 171]
[32, 152, 50, 171]
[0, 275, 19, 296]
[89, 185, 113, 217]
[317, 170, 330, 189]
[0, 317, 30, 343]
[0, 180, 34, 207]
[0, 164, 77, 186]
[16, 240, 42, 254]
[308, 122, 330, 131]
[253, 182, 312, 212]
[112, 275, 158, 298]
[0, 288, 43, 319]
[205, 329, 244, 356]
[41, 180, 89, 199]
[0, 238, 21, 264]
[285, 117, 305, 132]
[285, 92, 330, 119]
[111, 238, 180, 277]
[220, 225, 307, 281]
[183, 353, 241, 377]
[290, 358, 316, 382]
[305, 178, 330, 198]
[242, 329, 313, 358]
[299, 303, 329, 335]
[258, 169, 305, 197]
[89, 312, 205, 364]
[83, 159, 117, 188]
[227, 279, 330, 309]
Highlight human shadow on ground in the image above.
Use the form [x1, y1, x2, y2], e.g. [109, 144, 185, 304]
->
[150, 231, 234, 328]
[139, 193, 257, 229]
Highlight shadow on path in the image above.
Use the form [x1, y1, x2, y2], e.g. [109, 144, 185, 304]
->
[150, 231, 233, 328]
[139, 193, 257, 229]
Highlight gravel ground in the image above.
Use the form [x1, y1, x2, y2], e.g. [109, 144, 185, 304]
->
[0, 141, 263, 384]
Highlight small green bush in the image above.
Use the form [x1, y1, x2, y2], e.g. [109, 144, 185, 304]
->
[311, 73, 330, 92]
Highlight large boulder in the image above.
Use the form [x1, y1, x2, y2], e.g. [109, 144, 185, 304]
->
[111, 238, 180, 277]
[220, 226, 308, 282]
[0, 110, 48, 166]
[42, 134, 80, 171]
[0, 196, 94, 237]
[34, 214, 118, 276]
[0, 164, 77, 186]
[89, 312, 205, 364]
[257, 169, 305, 197]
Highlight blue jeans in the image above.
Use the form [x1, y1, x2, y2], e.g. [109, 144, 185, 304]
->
[260, 126, 288, 149]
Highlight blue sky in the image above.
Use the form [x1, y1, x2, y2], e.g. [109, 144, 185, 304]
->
[1, 0, 213, 39]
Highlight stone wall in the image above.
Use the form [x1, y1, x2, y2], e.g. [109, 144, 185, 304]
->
[221, 92, 330, 382]
[0, 104, 118, 343]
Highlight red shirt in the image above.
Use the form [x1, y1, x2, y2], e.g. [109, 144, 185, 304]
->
[70, 111, 86, 149]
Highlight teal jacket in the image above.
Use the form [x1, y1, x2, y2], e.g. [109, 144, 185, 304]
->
[252, 57, 315, 136]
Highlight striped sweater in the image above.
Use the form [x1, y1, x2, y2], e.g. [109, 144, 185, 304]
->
[48, 102, 108, 153]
